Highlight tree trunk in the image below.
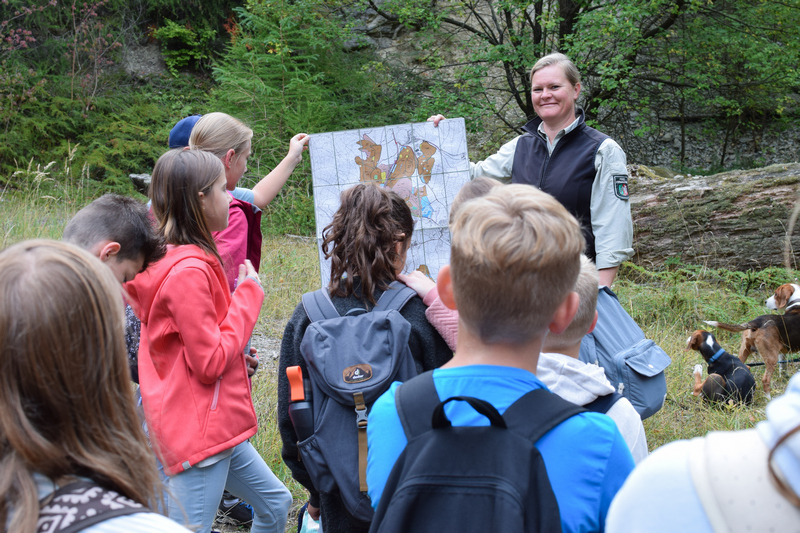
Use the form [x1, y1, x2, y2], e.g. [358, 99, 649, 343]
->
[630, 163, 800, 271]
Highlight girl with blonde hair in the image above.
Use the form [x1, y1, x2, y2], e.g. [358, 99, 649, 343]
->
[187, 112, 309, 291]
[0, 239, 190, 533]
[126, 149, 292, 533]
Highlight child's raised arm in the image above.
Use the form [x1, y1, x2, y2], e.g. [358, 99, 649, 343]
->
[251, 133, 310, 208]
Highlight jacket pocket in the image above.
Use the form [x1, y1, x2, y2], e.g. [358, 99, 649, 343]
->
[210, 376, 222, 411]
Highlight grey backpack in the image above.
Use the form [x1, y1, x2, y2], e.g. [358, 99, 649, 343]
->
[579, 286, 672, 420]
[298, 281, 419, 522]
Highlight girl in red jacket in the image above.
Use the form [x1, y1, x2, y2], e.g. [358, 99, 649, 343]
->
[126, 149, 292, 533]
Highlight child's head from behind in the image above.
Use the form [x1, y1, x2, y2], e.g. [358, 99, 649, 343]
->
[63, 194, 166, 283]
[542, 254, 598, 351]
[449, 177, 503, 224]
[150, 149, 227, 262]
[450, 185, 584, 344]
[0, 240, 160, 523]
[323, 183, 413, 304]
[189, 112, 253, 190]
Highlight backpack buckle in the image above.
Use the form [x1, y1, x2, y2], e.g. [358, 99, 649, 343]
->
[354, 391, 368, 428]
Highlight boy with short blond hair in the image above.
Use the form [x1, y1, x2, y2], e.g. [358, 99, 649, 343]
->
[367, 185, 634, 533]
[538, 255, 649, 463]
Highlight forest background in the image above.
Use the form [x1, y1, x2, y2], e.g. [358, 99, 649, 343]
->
[2, 0, 800, 237]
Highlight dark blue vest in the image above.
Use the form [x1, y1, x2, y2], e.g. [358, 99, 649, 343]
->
[511, 111, 607, 262]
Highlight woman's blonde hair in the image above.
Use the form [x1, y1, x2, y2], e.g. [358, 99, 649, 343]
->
[149, 149, 225, 264]
[530, 52, 581, 88]
[189, 112, 253, 159]
[0, 240, 165, 531]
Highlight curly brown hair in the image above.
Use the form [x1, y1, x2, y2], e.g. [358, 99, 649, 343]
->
[322, 183, 414, 305]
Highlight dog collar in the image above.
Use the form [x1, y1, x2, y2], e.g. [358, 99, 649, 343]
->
[708, 348, 725, 363]
[787, 301, 800, 311]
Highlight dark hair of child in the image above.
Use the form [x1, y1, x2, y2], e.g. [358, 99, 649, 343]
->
[63, 194, 166, 271]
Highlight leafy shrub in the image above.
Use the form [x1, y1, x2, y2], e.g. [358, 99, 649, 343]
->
[153, 19, 215, 75]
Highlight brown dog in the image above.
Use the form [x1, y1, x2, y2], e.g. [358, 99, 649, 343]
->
[703, 284, 800, 398]
[765, 283, 800, 312]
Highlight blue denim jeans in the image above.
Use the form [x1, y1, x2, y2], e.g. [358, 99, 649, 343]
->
[167, 441, 292, 533]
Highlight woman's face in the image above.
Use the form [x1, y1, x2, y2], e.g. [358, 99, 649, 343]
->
[531, 64, 581, 128]
[201, 171, 232, 232]
[225, 140, 251, 190]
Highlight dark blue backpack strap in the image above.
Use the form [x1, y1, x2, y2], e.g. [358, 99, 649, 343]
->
[502, 388, 586, 443]
[302, 288, 340, 323]
[374, 281, 418, 313]
[584, 392, 624, 414]
[395, 371, 440, 440]
[600, 285, 619, 301]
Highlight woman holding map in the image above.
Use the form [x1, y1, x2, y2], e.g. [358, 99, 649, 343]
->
[430, 53, 632, 286]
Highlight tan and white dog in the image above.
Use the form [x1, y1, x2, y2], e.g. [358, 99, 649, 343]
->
[703, 283, 800, 398]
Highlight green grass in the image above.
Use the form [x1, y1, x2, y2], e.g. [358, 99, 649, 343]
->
[3, 180, 799, 523]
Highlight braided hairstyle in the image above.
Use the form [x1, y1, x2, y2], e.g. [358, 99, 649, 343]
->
[322, 183, 414, 305]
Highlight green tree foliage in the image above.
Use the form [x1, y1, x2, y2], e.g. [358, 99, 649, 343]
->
[210, 0, 425, 235]
[366, 0, 800, 146]
[153, 18, 215, 75]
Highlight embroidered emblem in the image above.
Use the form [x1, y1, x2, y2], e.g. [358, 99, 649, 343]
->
[613, 174, 629, 200]
[343, 364, 373, 384]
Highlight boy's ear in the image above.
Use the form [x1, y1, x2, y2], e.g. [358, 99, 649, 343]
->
[96, 241, 121, 263]
[548, 291, 579, 335]
[437, 265, 457, 310]
[586, 310, 599, 335]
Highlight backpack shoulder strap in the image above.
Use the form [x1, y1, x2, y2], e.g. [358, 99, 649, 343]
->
[374, 281, 418, 313]
[395, 371, 440, 440]
[302, 288, 340, 323]
[584, 391, 624, 414]
[38, 480, 145, 533]
[503, 388, 586, 443]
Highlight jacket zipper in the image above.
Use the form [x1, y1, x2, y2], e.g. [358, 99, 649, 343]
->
[537, 122, 577, 190]
[211, 376, 222, 411]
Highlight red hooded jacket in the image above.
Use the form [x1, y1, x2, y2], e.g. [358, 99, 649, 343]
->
[126, 244, 264, 475]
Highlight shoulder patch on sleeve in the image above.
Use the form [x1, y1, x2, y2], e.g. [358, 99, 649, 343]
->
[613, 175, 629, 200]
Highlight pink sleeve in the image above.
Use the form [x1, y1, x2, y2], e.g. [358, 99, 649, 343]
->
[425, 297, 458, 351]
[213, 205, 248, 293]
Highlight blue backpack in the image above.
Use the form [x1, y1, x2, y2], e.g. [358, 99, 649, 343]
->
[298, 281, 419, 522]
[579, 286, 672, 420]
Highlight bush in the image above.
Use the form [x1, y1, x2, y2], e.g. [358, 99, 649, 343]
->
[210, 0, 426, 236]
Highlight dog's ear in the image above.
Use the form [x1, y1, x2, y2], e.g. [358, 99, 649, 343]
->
[687, 330, 703, 351]
[775, 284, 794, 309]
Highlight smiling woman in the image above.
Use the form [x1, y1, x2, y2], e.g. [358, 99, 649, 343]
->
[429, 53, 633, 287]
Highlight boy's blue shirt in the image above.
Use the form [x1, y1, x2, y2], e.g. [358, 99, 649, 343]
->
[366, 364, 635, 533]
